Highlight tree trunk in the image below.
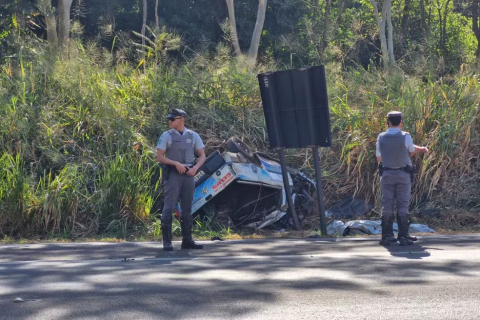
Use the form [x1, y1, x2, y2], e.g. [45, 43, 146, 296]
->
[57, 0, 73, 50]
[46, 13, 58, 53]
[248, 0, 268, 62]
[155, 0, 159, 28]
[328, 0, 347, 59]
[399, 0, 412, 52]
[385, 0, 395, 65]
[420, 0, 428, 37]
[319, 0, 332, 61]
[225, 0, 241, 57]
[141, 0, 147, 51]
[473, 0, 480, 59]
[436, 4, 442, 52]
[371, 0, 390, 67]
[436, 0, 451, 57]
[41, 0, 58, 53]
[312, 0, 318, 21]
[428, 0, 433, 38]
[442, 0, 451, 56]
[333, 0, 347, 32]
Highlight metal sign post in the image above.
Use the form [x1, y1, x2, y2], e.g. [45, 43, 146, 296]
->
[257, 66, 331, 235]
[278, 148, 300, 230]
[312, 147, 327, 235]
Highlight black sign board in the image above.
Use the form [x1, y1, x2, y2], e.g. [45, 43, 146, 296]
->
[258, 66, 332, 149]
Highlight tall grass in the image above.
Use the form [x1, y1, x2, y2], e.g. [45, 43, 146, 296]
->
[0, 153, 33, 236]
[96, 152, 157, 236]
[322, 65, 480, 220]
[0, 40, 479, 238]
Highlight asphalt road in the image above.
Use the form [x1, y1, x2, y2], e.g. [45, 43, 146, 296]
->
[1, 235, 480, 320]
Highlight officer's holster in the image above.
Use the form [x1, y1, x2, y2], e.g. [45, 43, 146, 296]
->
[403, 165, 416, 183]
[378, 162, 384, 177]
[161, 164, 171, 183]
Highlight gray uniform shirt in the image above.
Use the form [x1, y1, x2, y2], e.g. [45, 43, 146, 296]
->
[156, 128, 205, 166]
[376, 128, 415, 166]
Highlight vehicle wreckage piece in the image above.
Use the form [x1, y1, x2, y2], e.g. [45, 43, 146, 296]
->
[173, 137, 316, 229]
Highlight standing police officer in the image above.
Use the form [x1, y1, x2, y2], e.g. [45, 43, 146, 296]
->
[156, 108, 206, 251]
[376, 111, 428, 246]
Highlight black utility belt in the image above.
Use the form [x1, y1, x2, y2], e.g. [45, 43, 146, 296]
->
[383, 165, 414, 173]
[379, 163, 415, 180]
[162, 164, 195, 173]
[166, 164, 195, 170]
[164, 164, 194, 171]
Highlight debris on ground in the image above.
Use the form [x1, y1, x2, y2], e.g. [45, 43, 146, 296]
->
[325, 220, 436, 236]
[326, 220, 348, 236]
[344, 220, 382, 236]
[408, 224, 436, 233]
[325, 198, 373, 220]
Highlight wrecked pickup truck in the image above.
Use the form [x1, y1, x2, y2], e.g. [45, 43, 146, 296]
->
[171, 137, 316, 229]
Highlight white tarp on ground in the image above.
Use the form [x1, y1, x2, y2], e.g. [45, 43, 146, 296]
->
[326, 220, 436, 236]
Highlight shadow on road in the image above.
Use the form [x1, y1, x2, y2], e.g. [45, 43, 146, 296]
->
[0, 236, 479, 319]
[382, 242, 441, 259]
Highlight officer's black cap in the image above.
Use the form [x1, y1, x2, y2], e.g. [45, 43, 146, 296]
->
[387, 111, 403, 119]
[165, 108, 187, 118]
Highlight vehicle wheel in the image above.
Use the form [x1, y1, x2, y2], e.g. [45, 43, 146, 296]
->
[226, 137, 255, 162]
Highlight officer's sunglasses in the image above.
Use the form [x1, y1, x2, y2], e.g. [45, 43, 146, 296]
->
[168, 117, 182, 122]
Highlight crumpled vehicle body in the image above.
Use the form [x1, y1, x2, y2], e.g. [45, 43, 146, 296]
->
[175, 137, 316, 229]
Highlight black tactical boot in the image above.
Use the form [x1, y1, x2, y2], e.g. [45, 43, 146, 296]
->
[180, 216, 203, 250]
[399, 237, 413, 246]
[405, 234, 418, 242]
[396, 213, 417, 242]
[379, 215, 393, 246]
[389, 216, 398, 243]
[404, 216, 418, 241]
[181, 239, 203, 249]
[398, 215, 414, 246]
[161, 224, 173, 251]
[400, 233, 418, 242]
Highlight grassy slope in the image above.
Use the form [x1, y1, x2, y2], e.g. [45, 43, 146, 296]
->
[0, 43, 479, 240]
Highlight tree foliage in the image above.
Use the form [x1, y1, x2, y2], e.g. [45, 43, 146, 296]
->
[2, 0, 477, 68]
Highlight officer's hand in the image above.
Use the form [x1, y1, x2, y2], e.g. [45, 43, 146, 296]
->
[175, 162, 187, 174]
[421, 147, 429, 155]
[186, 166, 198, 177]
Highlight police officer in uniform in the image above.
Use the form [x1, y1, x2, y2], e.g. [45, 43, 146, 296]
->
[376, 111, 429, 246]
[156, 109, 206, 251]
